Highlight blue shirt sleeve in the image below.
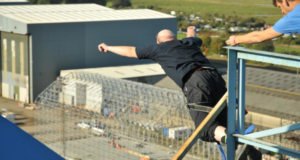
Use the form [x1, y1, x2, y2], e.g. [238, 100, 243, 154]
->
[135, 44, 159, 60]
[273, 16, 293, 35]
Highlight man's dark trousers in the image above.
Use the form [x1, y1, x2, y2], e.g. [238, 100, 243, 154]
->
[183, 69, 227, 142]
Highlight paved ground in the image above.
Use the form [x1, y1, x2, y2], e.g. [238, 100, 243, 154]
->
[0, 97, 35, 134]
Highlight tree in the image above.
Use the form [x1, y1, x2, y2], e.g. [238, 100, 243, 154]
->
[145, 4, 154, 9]
[283, 36, 294, 44]
[112, 0, 131, 8]
[49, 0, 61, 4]
[88, 0, 106, 5]
[210, 38, 226, 55]
[176, 15, 183, 21]
[202, 35, 211, 48]
[209, 20, 216, 28]
[252, 19, 265, 28]
[37, 0, 49, 4]
[250, 40, 274, 52]
[29, 0, 39, 4]
[201, 46, 210, 56]
[180, 21, 189, 28]
[220, 31, 229, 39]
[66, 0, 106, 5]
[294, 36, 300, 44]
[191, 20, 200, 27]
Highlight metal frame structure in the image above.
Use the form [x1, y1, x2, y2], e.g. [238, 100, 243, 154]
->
[34, 72, 226, 160]
[226, 46, 300, 159]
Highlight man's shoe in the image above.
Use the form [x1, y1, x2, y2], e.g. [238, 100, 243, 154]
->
[247, 146, 262, 160]
[235, 144, 262, 160]
[236, 144, 249, 160]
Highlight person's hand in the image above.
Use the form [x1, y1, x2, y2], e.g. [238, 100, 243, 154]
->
[187, 26, 196, 32]
[187, 26, 196, 37]
[226, 36, 238, 46]
[98, 43, 109, 52]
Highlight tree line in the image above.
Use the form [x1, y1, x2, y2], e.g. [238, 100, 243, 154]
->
[199, 33, 276, 56]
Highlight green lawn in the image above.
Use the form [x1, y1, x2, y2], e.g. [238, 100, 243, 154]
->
[275, 46, 300, 55]
[131, 0, 283, 24]
[177, 33, 186, 40]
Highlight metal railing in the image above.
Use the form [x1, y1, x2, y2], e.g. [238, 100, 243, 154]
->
[226, 46, 300, 159]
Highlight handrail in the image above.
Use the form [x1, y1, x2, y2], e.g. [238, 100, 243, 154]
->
[226, 46, 300, 160]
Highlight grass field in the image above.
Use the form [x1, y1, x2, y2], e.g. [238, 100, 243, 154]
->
[274, 44, 300, 55]
[130, 0, 283, 24]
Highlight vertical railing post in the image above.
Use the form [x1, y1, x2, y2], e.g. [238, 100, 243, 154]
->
[238, 59, 246, 134]
[227, 49, 238, 160]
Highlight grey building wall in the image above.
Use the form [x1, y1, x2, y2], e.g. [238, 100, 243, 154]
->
[28, 18, 177, 99]
[0, 2, 29, 5]
[0, 16, 27, 34]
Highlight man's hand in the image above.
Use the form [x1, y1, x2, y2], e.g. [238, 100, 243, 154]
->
[226, 36, 238, 46]
[97, 43, 137, 58]
[98, 43, 109, 52]
[187, 26, 197, 37]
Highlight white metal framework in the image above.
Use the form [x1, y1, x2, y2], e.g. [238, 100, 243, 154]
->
[34, 72, 225, 160]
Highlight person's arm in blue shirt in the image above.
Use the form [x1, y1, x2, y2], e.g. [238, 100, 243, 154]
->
[98, 43, 138, 58]
[226, 27, 282, 46]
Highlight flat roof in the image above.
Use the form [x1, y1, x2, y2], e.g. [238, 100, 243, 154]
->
[0, 4, 112, 14]
[0, 0, 27, 2]
[60, 63, 166, 79]
[0, 4, 174, 24]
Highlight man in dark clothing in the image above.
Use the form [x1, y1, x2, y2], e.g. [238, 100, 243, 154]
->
[98, 27, 263, 159]
[98, 26, 228, 143]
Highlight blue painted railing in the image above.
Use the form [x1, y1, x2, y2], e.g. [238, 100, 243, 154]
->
[0, 116, 64, 160]
[225, 46, 300, 160]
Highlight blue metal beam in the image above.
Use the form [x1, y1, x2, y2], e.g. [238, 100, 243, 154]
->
[0, 116, 64, 160]
[227, 49, 238, 160]
[234, 134, 300, 158]
[244, 123, 300, 139]
[224, 46, 300, 68]
[237, 52, 300, 68]
[238, 59, 246, 135]
[224, 46, 300, 61]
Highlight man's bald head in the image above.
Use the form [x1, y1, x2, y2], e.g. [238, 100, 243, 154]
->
[156, 29, 175, 44]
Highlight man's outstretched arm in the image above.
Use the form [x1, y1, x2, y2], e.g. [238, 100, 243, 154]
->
[226, 27, 282, 46]
[98, 43, 138, 58]
[187, 26, 197, 37]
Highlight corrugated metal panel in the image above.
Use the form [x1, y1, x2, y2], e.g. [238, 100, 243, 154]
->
[19, 86, 28, 102]
[1, 32, 29, 102]
[2, 82, 9, 98]
[14, 85, 19, 100]
[0, 0, 27, 2]
[0, 4, 112, 14]
[3, 39, 7, 78]
[11, 40, 15, 80]
[2, 8, 174, 24]
[20, 41, 24, 84]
